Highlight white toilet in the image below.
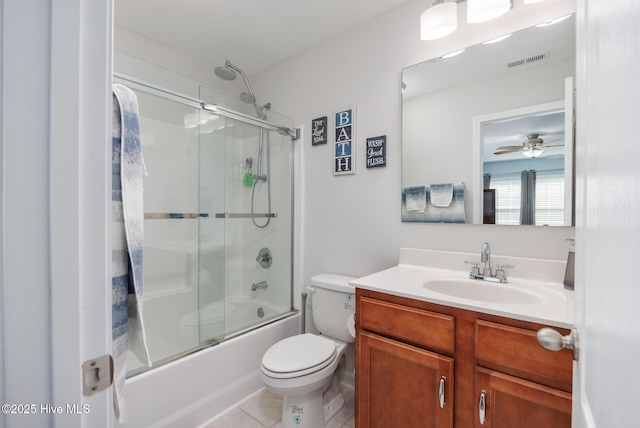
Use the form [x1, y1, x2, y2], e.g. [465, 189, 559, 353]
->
[260, 273, 356, 428]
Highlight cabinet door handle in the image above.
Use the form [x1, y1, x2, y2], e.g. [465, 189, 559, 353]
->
[438, 376, 446, 408]
[479, 390, 486, 425]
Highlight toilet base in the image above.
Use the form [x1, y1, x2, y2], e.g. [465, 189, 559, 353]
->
[279, 389, 345, 428]
[278, 358, 346, 428]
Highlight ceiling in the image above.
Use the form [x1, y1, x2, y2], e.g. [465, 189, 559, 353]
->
[114, 0, 411, 77]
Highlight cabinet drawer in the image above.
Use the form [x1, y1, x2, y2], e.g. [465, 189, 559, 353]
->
[358, 297, 455, 353]
[475, 320, 572, 390]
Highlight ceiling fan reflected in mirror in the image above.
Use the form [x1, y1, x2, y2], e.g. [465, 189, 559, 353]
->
[493, 133, 563, 159]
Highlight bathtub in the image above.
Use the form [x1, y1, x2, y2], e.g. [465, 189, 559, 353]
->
[115, 310, 300, 428]
[179, 296, 292, 345]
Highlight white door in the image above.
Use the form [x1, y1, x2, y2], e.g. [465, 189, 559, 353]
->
[50, 1, 115, 426]
[1, 1, 113, 427]
[572, 1, 640, 427]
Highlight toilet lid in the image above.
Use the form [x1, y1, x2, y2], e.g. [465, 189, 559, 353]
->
[262, 333, 336, 374]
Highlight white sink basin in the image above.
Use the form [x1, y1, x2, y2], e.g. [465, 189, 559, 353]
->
[423, 279, 544, 305]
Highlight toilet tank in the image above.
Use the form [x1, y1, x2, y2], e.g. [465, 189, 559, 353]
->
[309, 273, 356, 343]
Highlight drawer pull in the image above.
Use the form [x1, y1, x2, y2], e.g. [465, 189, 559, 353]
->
[479, 390, 486, 425]
[438, 376, 446, 408]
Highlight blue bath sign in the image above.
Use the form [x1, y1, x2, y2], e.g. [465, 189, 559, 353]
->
[334, 107, 355, 176]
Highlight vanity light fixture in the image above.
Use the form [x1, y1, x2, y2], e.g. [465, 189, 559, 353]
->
[523, 0, 544, 3]
[467, 0, 512, 24]
[420, 0, 458, 41]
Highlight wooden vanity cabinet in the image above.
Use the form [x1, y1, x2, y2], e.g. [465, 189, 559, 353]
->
[473, 320, 572, 427]
[356, 295, 455, 427]
[355, 289, 573, 428]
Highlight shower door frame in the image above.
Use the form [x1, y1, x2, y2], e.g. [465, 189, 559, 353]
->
[113, 73, 299, 373]
[113, 73, 298, 140]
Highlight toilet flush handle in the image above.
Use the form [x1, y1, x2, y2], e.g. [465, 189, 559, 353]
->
[306, 286, 316, 294]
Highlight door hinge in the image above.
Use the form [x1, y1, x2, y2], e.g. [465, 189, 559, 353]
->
[82, 354, 113, 396]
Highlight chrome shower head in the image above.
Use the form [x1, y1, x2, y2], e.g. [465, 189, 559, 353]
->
[215, 60, 267, 119]
[240, 92, 256, 105]
[214, 61, 237, 81]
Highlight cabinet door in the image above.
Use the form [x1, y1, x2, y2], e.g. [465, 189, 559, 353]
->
[475, 367, 571, 428]
[357, 331, 454, 428]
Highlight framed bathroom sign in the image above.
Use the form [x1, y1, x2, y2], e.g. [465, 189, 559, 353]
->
[366, 135, 386, 168]
[311, 116, 327, 145]
[334, 106, 355, 175]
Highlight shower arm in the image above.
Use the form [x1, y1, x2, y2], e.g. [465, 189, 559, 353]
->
[225, 61, 255, 99]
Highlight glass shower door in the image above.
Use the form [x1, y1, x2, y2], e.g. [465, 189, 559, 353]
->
[199, 86, 294, 340]
[127, 89, 219, 373]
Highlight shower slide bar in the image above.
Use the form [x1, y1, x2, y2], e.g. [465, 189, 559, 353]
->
[144, 213, 209, 219]
[113, 72, 299, 139]
[215, 213, 277, 219]
[144, 212, 277, 219]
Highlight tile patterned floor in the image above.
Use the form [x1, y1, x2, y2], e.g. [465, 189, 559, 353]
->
[204, 387, 355, 428]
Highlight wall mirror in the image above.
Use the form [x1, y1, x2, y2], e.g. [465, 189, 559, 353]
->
[402, 14, 575, 226]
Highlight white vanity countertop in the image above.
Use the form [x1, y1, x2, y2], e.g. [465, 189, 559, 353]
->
[350, 248, 574, 329]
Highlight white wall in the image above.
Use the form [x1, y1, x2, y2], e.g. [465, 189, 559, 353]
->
[114, 0, 577, 324]
[251, 0, 577, 288]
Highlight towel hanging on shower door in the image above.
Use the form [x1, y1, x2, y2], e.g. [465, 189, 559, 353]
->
[112, 83, 151, 420]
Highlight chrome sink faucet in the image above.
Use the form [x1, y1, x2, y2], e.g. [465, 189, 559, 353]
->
[481, 241, 492, 276]
[466, 242, 513, 283]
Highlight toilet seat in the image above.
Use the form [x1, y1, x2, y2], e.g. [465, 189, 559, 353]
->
[261, 333, 337, 379]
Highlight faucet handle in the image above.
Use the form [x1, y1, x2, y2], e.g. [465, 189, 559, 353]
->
[495, 264, 513, 281]
[465, 260, 481, 276]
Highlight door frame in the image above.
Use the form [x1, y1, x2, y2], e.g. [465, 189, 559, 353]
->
[1, 1, 113, 426]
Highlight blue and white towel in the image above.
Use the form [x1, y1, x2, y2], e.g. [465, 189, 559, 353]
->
[404, 185, 427, 212]
[401, 182, 467, 223]
[112, 84, 151, 419]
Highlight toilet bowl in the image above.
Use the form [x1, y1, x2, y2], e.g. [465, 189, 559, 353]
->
[259, 274, 356, 428]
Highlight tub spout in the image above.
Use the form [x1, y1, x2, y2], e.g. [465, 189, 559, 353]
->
[251, 280, 268, 291]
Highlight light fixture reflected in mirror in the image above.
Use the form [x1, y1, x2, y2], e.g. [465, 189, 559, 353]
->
[420, 0, 458, 41]
[523, 0, 544, 4]
[440, 48, 466, 59]
[536, 14, 572, 27]
[482, 33, 512, 44]
[523, 147, 544, 158]
[467, 0, 512, 24]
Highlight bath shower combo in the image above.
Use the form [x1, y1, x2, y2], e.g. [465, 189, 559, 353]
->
[111, 65, 298, 427]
